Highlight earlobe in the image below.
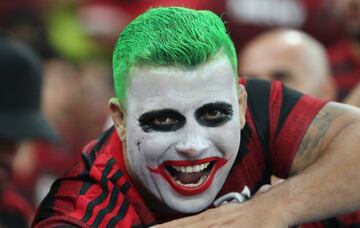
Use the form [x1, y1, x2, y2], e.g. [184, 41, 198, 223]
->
[238, 84, 247, 129]
[108, 98, 127, 141]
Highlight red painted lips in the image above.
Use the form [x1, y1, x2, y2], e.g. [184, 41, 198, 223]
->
[148, 157, 228, 196]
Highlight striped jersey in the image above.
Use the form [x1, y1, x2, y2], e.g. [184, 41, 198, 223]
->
[34, 79, 328, 227]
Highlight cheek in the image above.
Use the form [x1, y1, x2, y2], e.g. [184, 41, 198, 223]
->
[207, 116, 241, 157]
[141, 133, 179, 163]
[126, 119, 179, 165]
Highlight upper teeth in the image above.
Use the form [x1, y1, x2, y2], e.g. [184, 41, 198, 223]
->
[172, 162, 210, 173]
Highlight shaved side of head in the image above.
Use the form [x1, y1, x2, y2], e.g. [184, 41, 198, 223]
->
[239, 29, 335, 100]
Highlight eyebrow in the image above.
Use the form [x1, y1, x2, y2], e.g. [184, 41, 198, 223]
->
[196, 102, 233, 113]
[138, 109, 182, 121]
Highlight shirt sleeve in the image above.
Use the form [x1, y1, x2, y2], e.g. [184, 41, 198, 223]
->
[33, 136, 143, 228]
[242, 79, 326, 179]
[267, 82, 327, 178]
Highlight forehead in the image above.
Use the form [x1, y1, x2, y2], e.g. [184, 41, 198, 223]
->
[126, 56, 237, 110]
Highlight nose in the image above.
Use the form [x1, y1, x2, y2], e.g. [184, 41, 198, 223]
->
[175, 134, 210, 157]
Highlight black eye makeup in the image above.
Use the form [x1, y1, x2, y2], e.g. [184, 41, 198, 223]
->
[138, 109, 186, 132]
[195, 102, 233, 127]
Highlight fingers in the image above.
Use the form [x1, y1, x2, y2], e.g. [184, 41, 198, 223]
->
[274, 178, 285, 186]
[255, 177, 285, 197]
[255, 184, 272, 196]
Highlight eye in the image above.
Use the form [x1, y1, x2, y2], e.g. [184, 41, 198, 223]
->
[202, 110, 225, 120]
[139, 109, 185, 132]
[153, 116, 178, 125]
[271, 70, 292, 82]
[195, 102, 233, 127]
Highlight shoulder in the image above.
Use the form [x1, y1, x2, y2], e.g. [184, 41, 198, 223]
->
[34, 127, 139, 227]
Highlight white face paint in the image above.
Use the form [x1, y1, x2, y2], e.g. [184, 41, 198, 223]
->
[124, 55, 241, 213]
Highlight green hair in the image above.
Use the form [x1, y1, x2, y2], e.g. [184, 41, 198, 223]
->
[112, 7, 237, 102]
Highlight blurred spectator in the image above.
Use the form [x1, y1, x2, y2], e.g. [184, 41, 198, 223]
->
[12, 58, 113, 205]
[0, 1, 114, 206]
[328, 0, 360, 101]
[79, 0, 342, 52]
[239, 29, 336, 101]
[0, 36, 57, 227]
[0, 2, 55, 59]
[239, 28, 360, 227]
[214, 0, 342, 51]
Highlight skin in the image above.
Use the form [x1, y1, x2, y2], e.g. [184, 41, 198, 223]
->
[109, 54, 247, 213]
[239, 29, 336, 101]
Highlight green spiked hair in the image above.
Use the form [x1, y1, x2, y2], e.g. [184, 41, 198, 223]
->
[112, 7, 237, 103]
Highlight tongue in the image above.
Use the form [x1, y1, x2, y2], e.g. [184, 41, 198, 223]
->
[177, 172, 204, 184]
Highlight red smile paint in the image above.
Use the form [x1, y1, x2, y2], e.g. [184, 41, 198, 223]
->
[148, 157, 228, 196]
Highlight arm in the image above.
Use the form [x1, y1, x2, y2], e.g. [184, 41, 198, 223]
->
[154, 102, 360, 227]
[269, 101, 360, 225]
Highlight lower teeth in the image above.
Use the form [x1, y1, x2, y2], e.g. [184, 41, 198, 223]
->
[176, 175, 207, 187]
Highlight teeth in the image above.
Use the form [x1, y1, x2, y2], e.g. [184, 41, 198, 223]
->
[194, 165, 200, 172]
[186, 166, 193, 173]
[171, 162, 210, 173]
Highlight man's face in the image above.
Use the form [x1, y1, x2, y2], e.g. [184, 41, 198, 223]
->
[240, 41, 314, 95]
[121, 56, 243, 213]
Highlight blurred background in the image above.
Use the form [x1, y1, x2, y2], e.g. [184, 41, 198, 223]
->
[0, 0, 359, 226]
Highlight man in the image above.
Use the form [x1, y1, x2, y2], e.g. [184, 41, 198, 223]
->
[34, 7, 360, 227]
[239, 29, 336, 101]
[0, 37, 58, 227]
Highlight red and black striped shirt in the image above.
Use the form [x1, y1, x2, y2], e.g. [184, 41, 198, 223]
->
[33, 79, 328, 228]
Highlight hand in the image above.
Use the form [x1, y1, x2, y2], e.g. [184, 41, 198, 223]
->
[152, 201, 287, 228]
[255, 176, 285, 196]
[152, 179, 287, 228]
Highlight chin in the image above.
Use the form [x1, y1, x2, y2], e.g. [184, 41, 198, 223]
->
[157, 181, 219, 214]
[165, 193, 215, 214]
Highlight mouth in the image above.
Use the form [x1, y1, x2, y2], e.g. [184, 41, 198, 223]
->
[148, 157, 229, 196]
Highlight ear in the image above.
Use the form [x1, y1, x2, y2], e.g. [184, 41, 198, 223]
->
[108, 98, 126, 141]
[237, 84, 247, 129]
